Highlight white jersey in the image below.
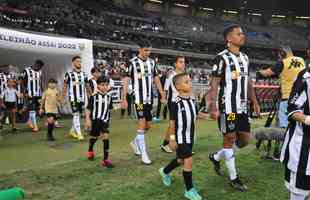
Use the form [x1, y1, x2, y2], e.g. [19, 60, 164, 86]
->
[164, 71, 178, 103]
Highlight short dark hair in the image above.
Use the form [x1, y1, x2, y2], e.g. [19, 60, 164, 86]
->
[91, 67, 101, 74]
[173, 72, 189, 89]
[35, 59, 44, 67]
[175, 55, 185, 63]
[223, 24, 241, 41]
[96, 75, 110, 84]
[48, 78, 58, 83]
[137, 39, 151, 48]
[72, 56, 81, 62]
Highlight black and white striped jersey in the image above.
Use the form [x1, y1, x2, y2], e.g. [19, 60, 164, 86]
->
[126, 56, 158, 105]
[212, 49, 249, 114]
[22, 67, 42, 97]
[16, 83, 24, 105]
[281, 68, 310, 175]
[89, 78, 97, 95]
[64, 71, 88, 103]
[87, 92, 113, 122]
[0, 73, 7, 96]
[171, 96, 197, 145]
[164, 71, 178, 104]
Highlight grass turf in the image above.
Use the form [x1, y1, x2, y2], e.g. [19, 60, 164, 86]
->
[0, 113, 288, 200]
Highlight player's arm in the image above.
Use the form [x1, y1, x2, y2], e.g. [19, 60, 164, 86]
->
[207, 55, 225, 119]
[154, 75, 166, 100]
[39, 92, 46, 115]
[257, 61, 284, 78]
[168, 102, 177, 150]
[121, 76, 129, 108]
[85, 96, 93, 129]
[248, 79, 260, 117]
[206, 77, 221, 119]
[287, 69, 310, 125]
[85, 76, 91, 99]
[21, 70, 28, 97]
[62, 73, 69, 102]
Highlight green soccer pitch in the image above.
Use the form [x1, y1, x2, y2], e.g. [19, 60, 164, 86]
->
[0, 112, 288, 200]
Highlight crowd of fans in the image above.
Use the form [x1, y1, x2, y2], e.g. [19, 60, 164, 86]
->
[0, 0, 309, 62]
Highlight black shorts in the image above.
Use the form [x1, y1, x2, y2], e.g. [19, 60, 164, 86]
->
[46, 113, 57, 119]
[4, 102, 16, 110]
[176, 143, 193, 159]
[28, 96, 41, 110]
[218, 113, 250, 134]
[17, 103, 24, 110]
[168, 102, 175, 120]
[135, 103, 153, 121]
[70, 101, 84, 113]
[90, 120, 109, 137]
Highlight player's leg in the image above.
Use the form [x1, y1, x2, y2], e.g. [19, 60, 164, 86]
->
[28, 97, 39, 132]
[10, 106, 17, 131]
[235, 113, 251, 148]
[161, 103, 174, 153]
[290, 193, 307, 200]
[101, 131, 113, 168]
[70, 102, 83, 140]
[46, 114, 55, 141]
[235, 132, 251, 148]
[181, 144, 202, 200]
[88, 120, 99, 160]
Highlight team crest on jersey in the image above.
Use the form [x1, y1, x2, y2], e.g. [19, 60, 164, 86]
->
[231, 70, 239, 80]
[228, 122, 235, 130]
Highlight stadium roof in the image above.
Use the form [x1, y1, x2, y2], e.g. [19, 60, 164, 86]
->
[168, 0, 310, 16]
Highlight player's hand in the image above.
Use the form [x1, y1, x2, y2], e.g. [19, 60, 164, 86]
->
[160, 97, 167, 105]
[253, 103, 261, 118]
[169, 140, 177, 151]
[210, 110, 219, 120]
[121, 100, 128, 109]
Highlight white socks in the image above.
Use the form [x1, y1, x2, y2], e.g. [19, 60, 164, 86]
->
[73, 113, 81, 136]
[136, 130, 146, 153]
[214, 149, 224, 161]
[29, 111, 37, 125]
[290, 193, 307, 200]
[223, 148, 237, 180]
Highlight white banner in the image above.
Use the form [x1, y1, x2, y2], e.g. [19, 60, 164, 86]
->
[0, 27, 94, 113]
[0, 27, 93, 84]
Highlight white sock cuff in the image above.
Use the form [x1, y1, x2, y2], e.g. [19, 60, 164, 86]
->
[223, 148, 234, 161]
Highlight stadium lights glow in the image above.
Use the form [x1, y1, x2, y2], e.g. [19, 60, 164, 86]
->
[296, 16, 310, 19]
[248, 12, 262, 16]
[148, 0, 163, 3]
[223, 10, 238, 14]
[201, 7, 214, 11]
[175, 3, 190, 8]
[272, 14, 286, 18]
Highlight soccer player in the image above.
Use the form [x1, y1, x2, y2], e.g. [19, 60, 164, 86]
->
[0, 78, 21, 132]
[161, 56, 186, 153]
[258, 46, 305, 129]
[86, 75, 114, 168]
[159, 72, 203, 200]
[121, 39, 166, 165]
[280, 67, 310, 200]
[21, 60, 44, 132]
[207, 25, 260, 191]
[40, 79, 61, 141]
[63, 56, 90, 141]
[89, 67, 102, 95]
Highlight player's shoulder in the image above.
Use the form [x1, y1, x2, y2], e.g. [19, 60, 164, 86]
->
[130, 56, 139, 63]
[240, 52, 249, 60]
